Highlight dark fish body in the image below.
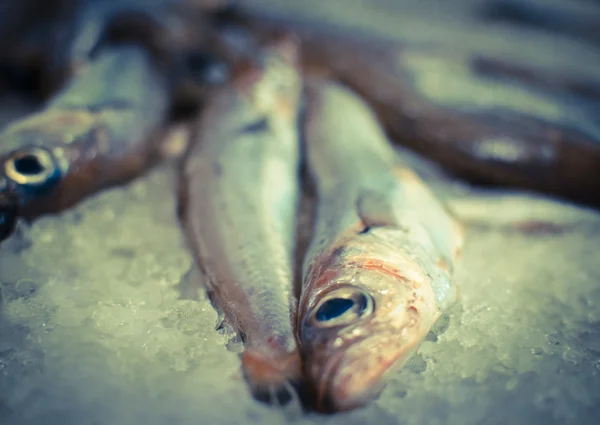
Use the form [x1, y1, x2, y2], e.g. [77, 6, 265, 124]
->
[297, 36, 600, 209]
[479, 0, 600, 47]
[178, 36, 302, 400]
[299, 79, 464, 412]
[0, 44, 170, 241]
[0, 0, 229, 99]
[215, 8, 600, 209]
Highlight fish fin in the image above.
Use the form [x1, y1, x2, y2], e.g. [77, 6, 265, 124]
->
[356, 189, 400, 229]
[208, 294, 228, 333]
[175, 266, 204, 301]
[215, 311, 226, 332]
[393, 164, 466, 264]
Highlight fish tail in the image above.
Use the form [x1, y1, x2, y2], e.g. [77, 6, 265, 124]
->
[240, 349, 304, 407]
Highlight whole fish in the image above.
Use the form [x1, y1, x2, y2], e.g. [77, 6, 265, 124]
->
[212, 8, 600, 209]
[178, 35, 303, 402]
[299, 79, 464, 412]
[0, 42, 170, 242]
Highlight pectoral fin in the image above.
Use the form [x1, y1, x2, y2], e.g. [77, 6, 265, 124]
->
[356, 189, 400, 229]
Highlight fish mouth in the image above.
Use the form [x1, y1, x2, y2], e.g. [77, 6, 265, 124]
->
[313, 347, 386, 413]
[311, 334, 416, 413]
[313, 346, 346, 411]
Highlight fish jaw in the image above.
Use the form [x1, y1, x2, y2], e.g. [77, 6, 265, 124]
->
[312, 311, 437, 412]
[299, 238, 443, 412]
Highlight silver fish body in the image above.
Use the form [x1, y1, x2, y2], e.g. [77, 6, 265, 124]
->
[299, 78, 464, 412]
[179, 36, 303, 399]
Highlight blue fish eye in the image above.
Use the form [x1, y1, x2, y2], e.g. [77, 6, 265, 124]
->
[315, 298, 355, 322]
[309, 288, 374, 328]
[4, 148, 61, 195]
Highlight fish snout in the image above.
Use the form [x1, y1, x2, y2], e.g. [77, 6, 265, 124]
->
[311, 348, 388, 413]
[309, 322, 423, 413]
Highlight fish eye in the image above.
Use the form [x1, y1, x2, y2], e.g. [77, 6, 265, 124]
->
[4, 148, 61, 193]
[315, 298, 355, 322]
[309, 287, 374, 328]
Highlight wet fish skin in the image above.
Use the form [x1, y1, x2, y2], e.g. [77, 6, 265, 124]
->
[178, 35, 303, 401]
[299, 79, 464, 412]
[479, 0, 600, 47]
[469, 55, 600, 102]
[0, 43, 170, 242]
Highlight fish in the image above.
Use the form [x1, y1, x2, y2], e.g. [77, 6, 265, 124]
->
[45, 0, 230, 99]
[0, 42, 171, 242]
[298, 78, 464, 412]
[177, 34, 303, 403]
[212, 7, 600, 209]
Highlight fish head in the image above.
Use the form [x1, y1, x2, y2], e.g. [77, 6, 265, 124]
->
[0, 110, 99, 210]
[0, 144, 63, 242]
[298, 260, 440, 412]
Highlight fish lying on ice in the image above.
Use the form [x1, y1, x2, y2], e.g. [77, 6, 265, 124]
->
[298, 78, 464, 412]
[178, 34, 303, 403]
